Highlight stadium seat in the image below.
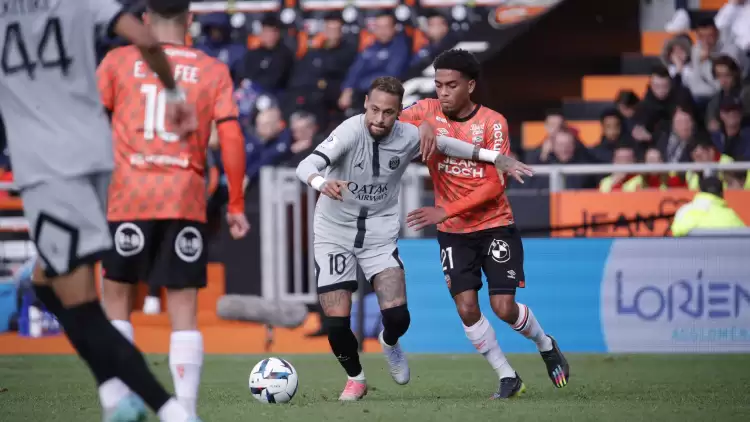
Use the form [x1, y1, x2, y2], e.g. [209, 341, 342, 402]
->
[640, 31, 696, 56]
[582, 75, 650, 101]
[699, 0, 725, 10]
[521, 120, 601, 149]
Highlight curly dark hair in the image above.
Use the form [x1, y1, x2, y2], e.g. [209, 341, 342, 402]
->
[433, 49, 481, 81]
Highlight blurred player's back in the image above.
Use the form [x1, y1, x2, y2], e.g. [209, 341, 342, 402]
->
[0, 0, 119, 187]
[98, 44, 236, 222]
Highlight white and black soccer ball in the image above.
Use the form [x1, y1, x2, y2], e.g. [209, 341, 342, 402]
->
[248, 357, 299, 404]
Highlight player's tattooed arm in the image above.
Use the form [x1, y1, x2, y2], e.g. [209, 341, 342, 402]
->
[319, 290, 353, 316]
[373, 268, 407, 309]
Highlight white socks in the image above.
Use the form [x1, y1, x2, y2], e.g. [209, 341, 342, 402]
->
[348, 371, 366, 382]
[511, 303, 552, 352]
[169, 330, 204, 416]
[463, 314, 515, 379]
[157, 397, 192, 422]
[98, 320, 134, 409]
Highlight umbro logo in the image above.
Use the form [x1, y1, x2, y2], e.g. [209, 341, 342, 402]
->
[507, 270, 516, 279]
[354, 161, 364, 170]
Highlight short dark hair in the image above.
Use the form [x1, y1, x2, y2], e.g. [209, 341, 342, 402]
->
[261, 14, 282, 29]
[323, 11, 343, 22]
[690, 134, 716, 153]
[600, 108, 622, 122]
[696, 17, 717, 30]
[651, 64, 671, 79]
[147, 0, 190, 18]
[375, 10, 396, 21]
[433, 49, 481, 81]
[369, 76, 404, 104]
[544, 109, 564, 119]
[713, 54, 740, 76]
[700, 176, 723, 197]
[615, 89, 639, 107]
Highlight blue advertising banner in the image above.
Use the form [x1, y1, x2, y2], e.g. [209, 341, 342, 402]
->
[399, 237, 750, 354]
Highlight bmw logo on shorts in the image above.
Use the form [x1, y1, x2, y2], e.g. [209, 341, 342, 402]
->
[175, 226, 203, 263]
[488, 239, 510, 263]
[114, 223, 144, 257]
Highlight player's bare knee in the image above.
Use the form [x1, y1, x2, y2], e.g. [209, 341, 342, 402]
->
[49, 265, 98, 307]
[166, 288, 198, 331]
[381, 304, 410, 338]
[101, 279, 134, 321]
[373, 267, 407, 309]
[490, 294, 518, 324]
[31, 263, 48, 285]
[453, 291, 481, 326]
[319, 289, 353, 317]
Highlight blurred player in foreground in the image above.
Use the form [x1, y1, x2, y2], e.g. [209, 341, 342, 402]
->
[97, 0, 249, 419]
[295, 76, 532, 401]
[0, 1, 201, 421]
[403, 49, 570, 398]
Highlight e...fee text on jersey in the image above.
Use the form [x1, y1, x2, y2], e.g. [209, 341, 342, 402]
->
[133, 60, 199, 85]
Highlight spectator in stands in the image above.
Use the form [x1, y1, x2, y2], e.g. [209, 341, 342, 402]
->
[660, 33, 692, 79]
[615, 89, 640, 133]
[245, 106, 293, 185]
[283, 12, 357, 126]
[281, 111, 325, 167]
[705, 55, 750, 131]
[590, 109, 628, 163]
[339, 11, 410, 113]
[656, 107, 699, 163]
[525, 129, 593, 190]
[686, 136, 738, 190]
[526, 109, 572, 164]
[409, 10, 457, 73]
[631, 65, 694, 149]
[599, 142, 644, 192]
[712, 96, 750, 160]
[681, 19, 746, 101]
[643, 147, 687, 189]
[194, 12, 246, 76]
[236, 15, 294, 93]
[715, 0, 750, 53]
[670, 176, 746, 237]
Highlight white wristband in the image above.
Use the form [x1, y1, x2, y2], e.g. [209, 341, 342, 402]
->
[164, 87, 186, 104]
[310, 176, 326, 191]
[478, 149, 500, 163]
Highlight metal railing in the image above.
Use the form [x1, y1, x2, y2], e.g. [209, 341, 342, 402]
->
[259, 160, 750, 303]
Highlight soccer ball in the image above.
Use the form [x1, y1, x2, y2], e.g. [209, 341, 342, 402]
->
[248, 357, 299, 404]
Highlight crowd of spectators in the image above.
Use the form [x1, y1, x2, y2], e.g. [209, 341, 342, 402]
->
[1, 3, 748, 197]
[522, 1, 750, 192]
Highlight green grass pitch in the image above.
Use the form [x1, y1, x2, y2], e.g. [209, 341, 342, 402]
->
[1, 354, 749, 421]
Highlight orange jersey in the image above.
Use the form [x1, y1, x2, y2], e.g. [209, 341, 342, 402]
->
[97, 44, 239, 222]
[401, 99, 513, 233]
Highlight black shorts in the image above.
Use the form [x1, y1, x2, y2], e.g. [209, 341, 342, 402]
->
[437, 225, 525, 297]
[102, 220, 207, 289]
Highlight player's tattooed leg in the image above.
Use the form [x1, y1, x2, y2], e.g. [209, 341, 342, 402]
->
[372, 267, 407, 309]
[319, 289, 353, 317]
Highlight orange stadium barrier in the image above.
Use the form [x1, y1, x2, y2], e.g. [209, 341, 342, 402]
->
[550, 190, 750, 238]
[700, 0, 726, 10]
[582, 75, 650, 101]
[641, 31, 696, 56]
[521, 120, 601, 149]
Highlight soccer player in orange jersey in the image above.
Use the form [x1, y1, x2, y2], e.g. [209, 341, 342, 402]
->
[403, 49, 569, 399]
[96, 0, 248, 418]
